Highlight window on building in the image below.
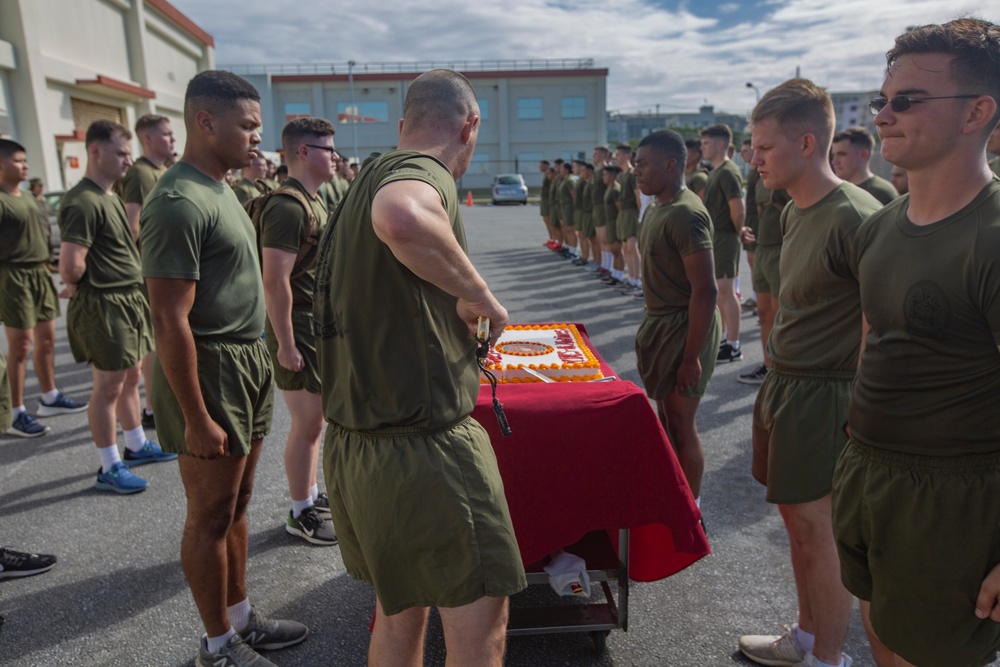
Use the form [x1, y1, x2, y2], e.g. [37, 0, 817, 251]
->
[337, 101, 388, 123]
[478, 98, 489, 121]
[562, 96, 586, 119]
[518, 98, 543, 120]
[284, 102, 311, 121]
[518, 152, 543, 167]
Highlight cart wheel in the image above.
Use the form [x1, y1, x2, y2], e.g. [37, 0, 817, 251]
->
[590, 630, 609, 655]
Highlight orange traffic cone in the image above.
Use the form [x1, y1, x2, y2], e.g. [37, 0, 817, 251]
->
[466, 191, 474, 207]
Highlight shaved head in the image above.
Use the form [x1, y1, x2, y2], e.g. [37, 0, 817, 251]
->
[403, 69, 478, 133]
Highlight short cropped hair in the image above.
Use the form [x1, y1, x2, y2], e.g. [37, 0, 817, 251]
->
[833, 126, 875, 152]
[281, 116, 336, 155]
[700, 124, 733, 142]
[86, 119, 131, 147]
[615, 144, 631, 153]
[684, 138, 702, 154]
[135, 114, 170, 135]
[403, 69, 478, 132]
[751, 78, 835, 152]
[887, 17, 1000, 127]
[540, 159, 550, 166]
[0, 138, 25, 159]
[185, 70, 260, 116]
[593, 145, 611, 155]
[638, 129, 687, 165]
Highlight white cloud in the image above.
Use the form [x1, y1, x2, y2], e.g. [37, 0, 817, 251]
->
[168, 0, 992, 115]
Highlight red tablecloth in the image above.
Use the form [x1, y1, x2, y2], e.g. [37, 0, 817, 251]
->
[473, 324, 711, 582]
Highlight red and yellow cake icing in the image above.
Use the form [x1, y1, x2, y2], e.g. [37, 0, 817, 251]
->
[481, 323, 604, 384]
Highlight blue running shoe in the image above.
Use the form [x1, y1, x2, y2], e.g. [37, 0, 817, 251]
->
[94, 462, 148, 494]
[37, 392, 88, 417]
[123, 440, 178, 467]
[6, 412, 50, 438]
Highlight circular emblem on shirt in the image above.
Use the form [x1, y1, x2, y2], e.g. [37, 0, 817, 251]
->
[904, 280, 951, 339]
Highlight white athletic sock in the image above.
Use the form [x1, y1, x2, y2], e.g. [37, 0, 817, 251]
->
[812, 655, 844, 667]
[570, 246, 579, 256]
[227, 598, 252, 633]
[613, 269, 623, 281]
[123, 426, 146, 452]
[143, 408, 154, 417]
[730, 340, 740, 350]
[311, 483, 319, 501]
[42, 389, 60, 403]
[98, 444, 122, 473]
[291, 497, 314, 518]
[205, 628, 238, 654]
[795, 625, 816, 651]
[12, 405, 25, 418]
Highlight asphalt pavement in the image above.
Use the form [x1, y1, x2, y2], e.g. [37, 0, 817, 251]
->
[0, 202, 949, 666]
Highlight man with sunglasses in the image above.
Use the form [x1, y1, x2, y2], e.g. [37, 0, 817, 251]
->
[830, 127, 898, 205]
[260, 117, 338, 546]
[832, 18, 1000, 667]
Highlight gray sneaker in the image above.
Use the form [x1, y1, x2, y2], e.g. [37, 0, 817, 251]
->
[197, 633, 277, 667]
[240, 607, 309, 651]
[739, 623, 808, 666]
[285, 507, 338, 546]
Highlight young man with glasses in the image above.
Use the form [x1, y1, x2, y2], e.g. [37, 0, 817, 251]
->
[832, 18, 1000, 667]
[260, 117, 338, 546]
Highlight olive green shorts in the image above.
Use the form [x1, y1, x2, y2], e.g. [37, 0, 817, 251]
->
[67, 286, 153, 371]
[752, 367, 853, 504]
[540, 198, 550, 217]
[605, 213, 620, 244]
[752, 244, 781, 296]
[152, 337, 273, 457]
[573, 208, 583, 229]
[323, 417, 528, 616]
[550, 205, 561, 230]
[713, 232, 742, 279]
[592, 206, 606, 230]
[833, 439, 1000, 667]
[616, 208, 639, 241]
[635, 309, 721, 400]
[0, 351, 10, 431]
[578, 212, 595, 239]
[561, 204, 575, 228]
[0, 264, 59, 329]
[264, 309, 320, 394]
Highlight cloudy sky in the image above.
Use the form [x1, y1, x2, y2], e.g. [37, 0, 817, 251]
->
[170, 0, 990, 116]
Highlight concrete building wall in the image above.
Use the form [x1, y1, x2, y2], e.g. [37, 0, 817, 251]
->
[0, 0, 213, 191]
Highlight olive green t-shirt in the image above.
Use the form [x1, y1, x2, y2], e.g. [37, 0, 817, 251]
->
[755, 176, 791, 248]
[315, 150, 478, 430]
[580, 180, 593, 214]
[767, 183, 882, 372]
[591, 167, 607, 225]
[617, 169, 638, 212]
[574, 174, 587, 207]
[540, 176, 551, 206]
[857, 175, 898, 206]
[639, 188, 714, 317]
[704, 159, 743, 238]
[140, 162, 265, 341]
[989, 156, 999, 177]
[849, 178, 1000, 455]
[0, 189, 49, 265]
[232, 178, 259, 206]
[118, 156, 165, 205]
[604, 181, 621, 221]
[558, 175, 576, 207]
[59, 178, 142, 290]
[685, 169, 708, 197]
[260, 177, 326, 308]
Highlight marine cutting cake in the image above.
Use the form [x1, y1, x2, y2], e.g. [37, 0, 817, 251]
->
[481, 323, 604, 383]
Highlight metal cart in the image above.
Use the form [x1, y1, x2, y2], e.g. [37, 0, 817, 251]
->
[507, 528, 630, 655]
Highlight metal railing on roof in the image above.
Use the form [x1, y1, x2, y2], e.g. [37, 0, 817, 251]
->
[220, 59, 597, 76]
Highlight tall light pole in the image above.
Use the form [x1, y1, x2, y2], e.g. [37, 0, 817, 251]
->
[348, 60, 359, 161]
[746, 81, 760, 105]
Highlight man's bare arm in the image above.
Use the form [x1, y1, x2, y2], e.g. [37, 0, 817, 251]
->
[125, 203, 142, 241]
[675, 248, 718, 391]
[728, 196, 746, 233]
[371, 179, 508, 340]
[147, 277, 228, 458]
[58, 241, 88, 297]
[261, 248, 302, 372]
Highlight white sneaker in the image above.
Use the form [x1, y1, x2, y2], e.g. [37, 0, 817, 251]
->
[739, 623, 808, 666]
[794, 652, 853, 667]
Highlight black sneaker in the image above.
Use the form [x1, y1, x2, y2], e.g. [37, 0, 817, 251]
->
[141, 410, 155, 429]
[738, 364, 769, 385]
[0, 547, 57, 580]
[314, 492, 331, 518]
[717, 342, 743, 362]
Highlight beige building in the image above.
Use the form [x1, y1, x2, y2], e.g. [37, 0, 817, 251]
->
[0, 0, 213, 191]
[226, 60, 608, 190]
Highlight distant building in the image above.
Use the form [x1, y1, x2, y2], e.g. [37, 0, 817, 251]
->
[224, 60, 608, 189]
[0, 0, 214, 190]
[830, 90, 879, 135]
[607, 105, 750, 145]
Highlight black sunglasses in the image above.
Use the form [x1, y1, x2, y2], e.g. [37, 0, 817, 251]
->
[868, 94, 980, 115]
[304, 143, 337, 155]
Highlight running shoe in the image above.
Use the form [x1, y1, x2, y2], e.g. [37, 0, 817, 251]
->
[738, 364, 769, 385]
[94, 462, 148, 494]
[123, 440, 178, 467]
[240, 607, 309, 650]
[285, 508, 338, 546]
[717, 342, 743, 362]
[738, 624, 807, 666]
[313, 492, 332, 518]
[141, 410, 155, 429]
[6, 412, 49, 438]
[197, 633, 278, 667]
[37, 392, 88, 417]
[0, 546, 57, 580]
